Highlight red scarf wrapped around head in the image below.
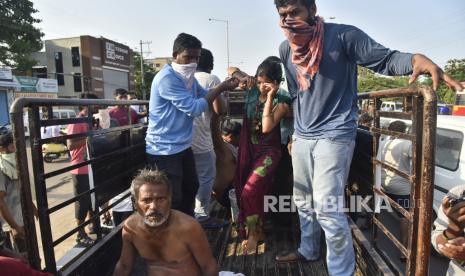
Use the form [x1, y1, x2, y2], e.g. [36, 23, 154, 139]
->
[280, 16, 324, 92]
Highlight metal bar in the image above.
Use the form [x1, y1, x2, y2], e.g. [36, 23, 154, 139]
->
[10, 107, 41, 269]
[358, 87, 422, 99]
[41, 131, 88, 144]
[43, 160, 92, 179]
[373, 188, 412, 221]
[371, 97, 380, 247]
[370, 127, 415, 141]
[41, 117, 88, 127]
[372, 217, 409, 258]
[28, 106, 57, 273]
[406, 95, 421, 276]
[414, 87, 436, 276]
[43, 143, 144, 179]
[377, 111, 412, 120]
[372, 159, 414, 182]
[48, 186, 97, 214]
[52, 194, 129, 247]
[10, 97, 148, 111]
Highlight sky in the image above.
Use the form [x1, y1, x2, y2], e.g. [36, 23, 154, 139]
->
[31, 0, 465, 80]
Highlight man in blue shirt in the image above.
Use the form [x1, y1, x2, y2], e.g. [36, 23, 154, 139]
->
[273, 0, 464, 275]
[146, 33, 238, 216]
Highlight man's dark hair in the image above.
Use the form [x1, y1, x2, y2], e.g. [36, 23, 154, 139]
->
[388, 120, 407, 134]
[256, 56, 283, 83]
[114, 88, 128, 97]
[131, 169, 171, 202]
[358, 112, 373, 125]
[197, 48, 214, 72]
[78, 93, 99, 111]
[173, 33, 202, 55]
[0, 126, 13, 148]
[222, 121, 242, 137]
[274, 0, 315, 9]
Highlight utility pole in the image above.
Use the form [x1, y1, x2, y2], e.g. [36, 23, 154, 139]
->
[139, 40, 152, 100]
[208, 18, 230, 69]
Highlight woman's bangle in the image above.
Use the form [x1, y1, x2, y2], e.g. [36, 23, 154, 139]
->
[442, 229, 451, 241]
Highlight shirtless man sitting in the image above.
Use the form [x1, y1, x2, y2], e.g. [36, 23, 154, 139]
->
[113, 169, 218, 276]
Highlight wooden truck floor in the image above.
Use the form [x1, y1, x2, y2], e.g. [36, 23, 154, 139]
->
[205, 202, 328, 276]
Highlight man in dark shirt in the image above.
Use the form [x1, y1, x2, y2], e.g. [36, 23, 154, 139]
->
[273, 0, 463, 275]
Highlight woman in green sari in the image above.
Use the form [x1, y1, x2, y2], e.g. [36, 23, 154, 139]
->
[231, 57, 291, 254]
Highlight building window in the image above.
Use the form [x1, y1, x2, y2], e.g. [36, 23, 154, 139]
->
[73, 73, 82, 92]
[71, 47, 80, 67]
[155, 63, 161, 68]
[54, 52, 64, 85]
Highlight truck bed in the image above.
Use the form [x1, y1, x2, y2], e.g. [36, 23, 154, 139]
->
[206, 203, 328, 276]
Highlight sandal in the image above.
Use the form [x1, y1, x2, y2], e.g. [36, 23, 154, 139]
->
[275, 250, 319, 264]
[76, 234, 95, 247]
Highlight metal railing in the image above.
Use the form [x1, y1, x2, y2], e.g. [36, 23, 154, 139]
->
[355, 86, 436, 276]
[9, 98, 148, 273]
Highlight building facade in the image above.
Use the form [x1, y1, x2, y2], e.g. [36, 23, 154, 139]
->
[34, 36, 135, 99]
[145, 57, 172, 71]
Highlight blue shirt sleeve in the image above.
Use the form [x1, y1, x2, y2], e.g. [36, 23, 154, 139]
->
[340, 25, 413, 76]
[195, 80, 208, 98]
[158, 75, 208, 117]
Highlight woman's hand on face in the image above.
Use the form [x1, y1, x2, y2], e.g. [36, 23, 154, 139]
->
[264, 82, 279, 97]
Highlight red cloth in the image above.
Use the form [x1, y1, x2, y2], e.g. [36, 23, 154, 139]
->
[67, 113, 89, 175]
[0, 256, 53, 276]
[280, 16, 324, 91]
[109, 107, 138, 126]
[234, 111, 281, 235]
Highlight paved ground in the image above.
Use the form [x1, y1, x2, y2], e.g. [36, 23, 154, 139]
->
[25, 139, 84, 267]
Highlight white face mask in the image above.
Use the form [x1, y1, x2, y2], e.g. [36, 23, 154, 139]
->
[0, 152, 18, 180]
[171, 62, 197, 90]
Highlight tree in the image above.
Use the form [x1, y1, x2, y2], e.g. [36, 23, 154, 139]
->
[0, 0, 43, 72]
[421, 59, 465, 104]
[357, 66, 410, 93]
[133, 52, 157, 100]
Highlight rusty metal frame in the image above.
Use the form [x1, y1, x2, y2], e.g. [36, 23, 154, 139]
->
[9, 97, 148, 273]
[357, 86, 436, 276]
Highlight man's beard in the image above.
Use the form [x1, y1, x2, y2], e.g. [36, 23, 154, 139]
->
[143, 210, 169, 228]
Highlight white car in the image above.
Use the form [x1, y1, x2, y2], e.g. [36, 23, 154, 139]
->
[380, 115, 465, 218]
[433, 115, 465, 217]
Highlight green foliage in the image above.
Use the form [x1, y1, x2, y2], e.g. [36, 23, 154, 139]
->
[357, 66, 410, 93]
[0, 0, 43, 71]
[357, 58, 465, 104]
[420, 59, 465, 104]
[133, 52, 157, 100]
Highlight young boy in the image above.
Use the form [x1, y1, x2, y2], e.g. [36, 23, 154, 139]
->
[0, 126, 29, 253]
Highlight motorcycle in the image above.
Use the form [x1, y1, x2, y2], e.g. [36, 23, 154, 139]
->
[42, 143, 69, 163]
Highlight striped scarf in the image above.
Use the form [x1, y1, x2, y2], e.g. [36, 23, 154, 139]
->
[280, 17, 324, 92]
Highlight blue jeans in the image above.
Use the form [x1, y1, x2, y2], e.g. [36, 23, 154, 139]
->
[292, 136, 355, 276]
[194, 150, 216, 221]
